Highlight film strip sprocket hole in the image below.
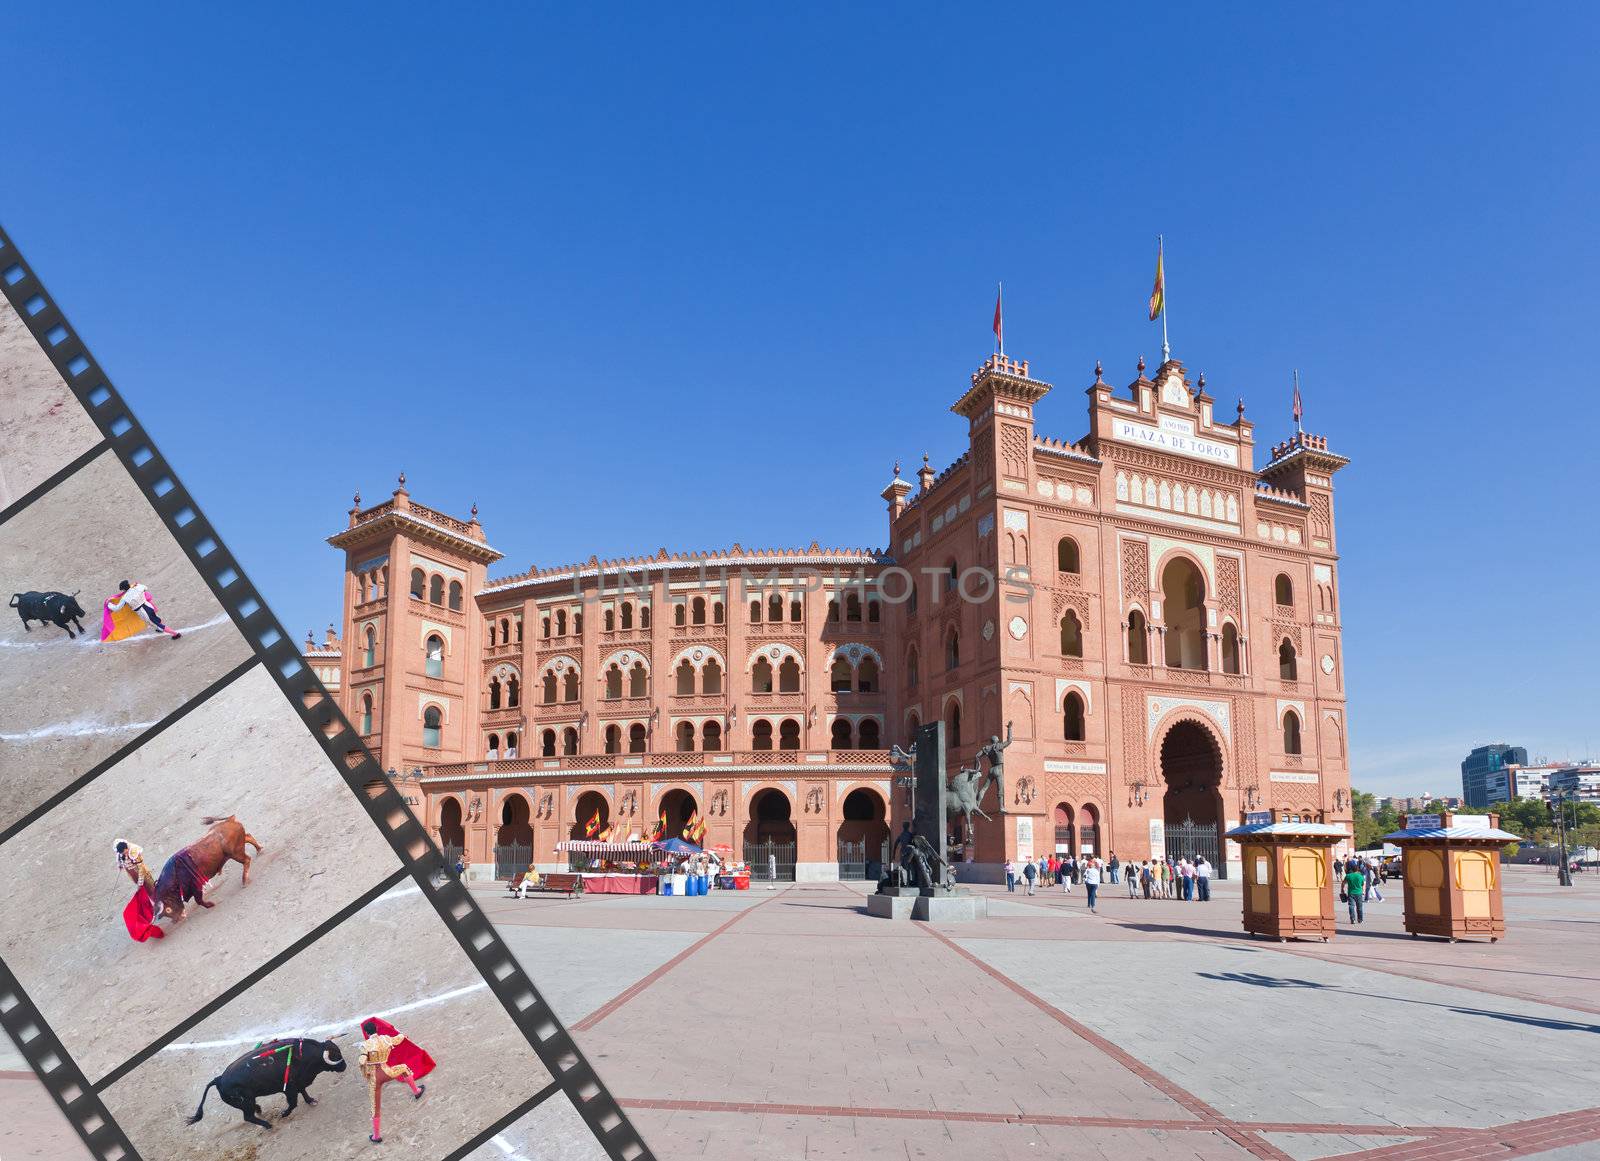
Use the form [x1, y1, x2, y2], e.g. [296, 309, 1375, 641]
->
[0, 224, 655, 1161]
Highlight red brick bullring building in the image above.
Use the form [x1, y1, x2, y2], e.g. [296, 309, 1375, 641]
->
[308, 353, 1353, 881]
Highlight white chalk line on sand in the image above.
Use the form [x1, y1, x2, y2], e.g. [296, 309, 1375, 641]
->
[160, 982, 490, 1053]
[0, 717, 162, 742]
[490, 1134, 533, 1161]
[0, 612, 231, 651]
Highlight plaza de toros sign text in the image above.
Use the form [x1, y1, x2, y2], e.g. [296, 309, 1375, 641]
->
[1113, 416, 1239, 467]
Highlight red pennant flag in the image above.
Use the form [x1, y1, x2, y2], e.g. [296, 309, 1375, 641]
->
[992, 283, 1003, 353]
[1292, 371, 1303, 428]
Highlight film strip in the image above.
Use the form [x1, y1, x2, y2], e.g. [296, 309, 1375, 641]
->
[0, 222, 654, 1161]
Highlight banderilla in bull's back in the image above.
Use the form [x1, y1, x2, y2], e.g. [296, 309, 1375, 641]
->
[153, 815, 264, 924]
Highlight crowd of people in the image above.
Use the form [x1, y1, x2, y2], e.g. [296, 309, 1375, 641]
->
[1001, 852, 1214, 913]
[1334, 854, 1389, 924]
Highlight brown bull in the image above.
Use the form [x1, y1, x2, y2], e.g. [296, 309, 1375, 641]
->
[154, 815, 264, 922]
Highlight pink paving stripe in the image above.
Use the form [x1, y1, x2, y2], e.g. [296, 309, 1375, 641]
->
[917, 924, 1294, 1161]
[1332, 1106, 1600, 1159]
[571, 887, 791, 1032]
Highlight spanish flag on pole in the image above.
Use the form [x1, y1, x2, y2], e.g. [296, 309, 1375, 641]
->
[584, 809, 602, 838]
[1148, 238, 1165, 322]
[691, 815, 708, 844]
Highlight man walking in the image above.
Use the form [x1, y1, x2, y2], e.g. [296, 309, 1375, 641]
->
[1108, 853, 1119, 884]
[1343, 860, 1366, 925]
[1194, 856, 1212, 902]
[1022, 858, 1037, 896]
[1004, 859, 1016, 893]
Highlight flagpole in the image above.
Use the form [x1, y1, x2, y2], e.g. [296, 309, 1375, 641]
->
[997, 281, 1004, 357]
[1294, 369, 1303, 434]
[1158, 235, 1170, 363]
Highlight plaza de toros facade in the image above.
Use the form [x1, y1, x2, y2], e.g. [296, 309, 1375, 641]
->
[308, 352, 1354, 881]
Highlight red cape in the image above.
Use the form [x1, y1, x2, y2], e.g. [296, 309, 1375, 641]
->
[363, 1016, 435, 1080]
[123, 885, 164, 941]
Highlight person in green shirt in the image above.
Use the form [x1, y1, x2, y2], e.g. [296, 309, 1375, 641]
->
[1343, 864, 1366, 924]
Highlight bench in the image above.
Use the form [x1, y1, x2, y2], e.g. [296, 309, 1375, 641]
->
[505, 872, 583, 899]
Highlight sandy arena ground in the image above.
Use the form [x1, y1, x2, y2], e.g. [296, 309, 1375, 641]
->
[0, 293, 103, 511]
[0, 450, 253, 831]
[0, 666, 404, 1083]
[101, 888, 553, 1161]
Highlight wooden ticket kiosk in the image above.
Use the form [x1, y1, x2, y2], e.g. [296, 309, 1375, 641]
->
[1384, 811, 1519, 943]
[1225, 809, 1347, 942]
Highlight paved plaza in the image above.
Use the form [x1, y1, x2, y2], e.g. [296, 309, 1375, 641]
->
[6, 867, 1600, 1159]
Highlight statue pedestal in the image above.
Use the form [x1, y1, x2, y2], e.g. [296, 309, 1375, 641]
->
[868, 892, 988, 922]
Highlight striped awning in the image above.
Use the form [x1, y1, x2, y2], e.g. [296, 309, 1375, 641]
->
[554, 840, 658, 855]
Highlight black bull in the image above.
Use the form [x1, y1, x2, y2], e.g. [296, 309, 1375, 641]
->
[10, 590, 87, 638]
[188, 1037, 347, 1130]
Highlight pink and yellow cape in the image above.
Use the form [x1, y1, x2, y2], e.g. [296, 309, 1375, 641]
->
[101, 594, 155, 642]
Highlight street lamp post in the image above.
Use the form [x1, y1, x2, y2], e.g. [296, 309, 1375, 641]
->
[1551, 789, 1572, 887]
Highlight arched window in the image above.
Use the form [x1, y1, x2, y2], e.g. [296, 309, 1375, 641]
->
[541, 615, 551, 639]
[604, 724, 621, 754]
[945, 559, 959, 592]
[1283, 709, 1302, 755]
[906, 647, 920, 689]
[845, 592, 863, 622]
[692, 596, 706, 625]
[1161, 558, 1207, 670]
[1059, 611, 1083, 657]
[702, 658, 723, 695]
[487, 622, 497, 648]
[499, 617, 510, 644]
[407, 568, 425, 599]
[906, 712, 921, 744]
[676, 659, 697, 695]
[507, 676, 520, 707]
[945, 702, 962, 750]
[673, 602, 687, 627]
[424, 634, 445, 678]
[1221, 623, 1240, 675]
[750, 599, 763, 623]
[907, 583, 918, 614]
[713, 601, 724, 625]
[1063, 692, 1086, 741]
[640, 605, 651, 629]
[790, 598, 803, 622]
[1275, 574, 1294, 606]
[827, 598, 840, 622]
[858, 719, 881, 748]
[488, 677, 502, 710]
[752, 657, 774, 694]
[628, 662, 647, 698]
[831, 657, 853, 693]
[703, 720, 722, 751]
[778, 718, 801, 750]
[505, 731, 518, 757]
[605, 665, 622, 699]
[945, 628, 960, 671]
[628, 723, 647, 753]
[429, 575, 444, 605]
[360, 693, 373, 735]
[363, 625, 376, 668]
[1127, 610, 1149, 665]
[1279, 638, 1298, 681]
[555, 609, 568, 636]
[858, 656, 879, 693]
[604, 607, 616, 631]
[868, 599, 881, 623]
[515, 617, 523, 643]
[487, 732, 499, 758]
[831, 719, 853, 750]
[1057, 538, 1081, 574]
[448, 580, 463, 611]
[573, 610, 582, 635]
[778, 656, 801, 693]
[677, 721, 696, 751]
[768, 593, 783, 622]
[541, 729, 556, 757]
[542, 672, 558, 703]
[563, 670, 579, 702]
[620, 602, 634, 630]
[422, 705, 443, 748]
[752, 720, 774, 750]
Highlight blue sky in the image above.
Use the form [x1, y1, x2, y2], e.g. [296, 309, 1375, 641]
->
[5, 5, 1596, 794]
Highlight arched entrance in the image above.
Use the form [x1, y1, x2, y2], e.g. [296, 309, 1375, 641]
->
[1158, 719, 1225, 877]
[837, 787, 890, 880]
[494, 795, 533, 879]
[570, 791, 610, 842]
[1053, 803, 1076, 854]
[743, 788, 796, 881]
[1079, 803, 1102, 857]
[657, 788, 698, 842]
[437, 797, 465, 866]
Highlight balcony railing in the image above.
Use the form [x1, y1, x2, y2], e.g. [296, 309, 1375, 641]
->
[422, 748, 895, 780]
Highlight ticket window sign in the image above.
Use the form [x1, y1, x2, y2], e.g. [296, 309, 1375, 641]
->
[1254, 855, 1270, 885]
[1406, 814, 1441, 830]
[1015, 817, 1034, 863]
[1148, 819, 1165, 859]
[1244, 810, 1273, 827]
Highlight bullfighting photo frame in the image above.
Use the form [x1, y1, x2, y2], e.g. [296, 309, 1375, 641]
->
[0, 223, 654, 1161]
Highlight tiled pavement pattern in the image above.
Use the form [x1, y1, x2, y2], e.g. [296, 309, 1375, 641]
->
[6, 868, 1598, 1159]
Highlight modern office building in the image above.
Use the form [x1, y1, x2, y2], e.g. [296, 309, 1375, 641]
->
[1461, 743, 1529, 808]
